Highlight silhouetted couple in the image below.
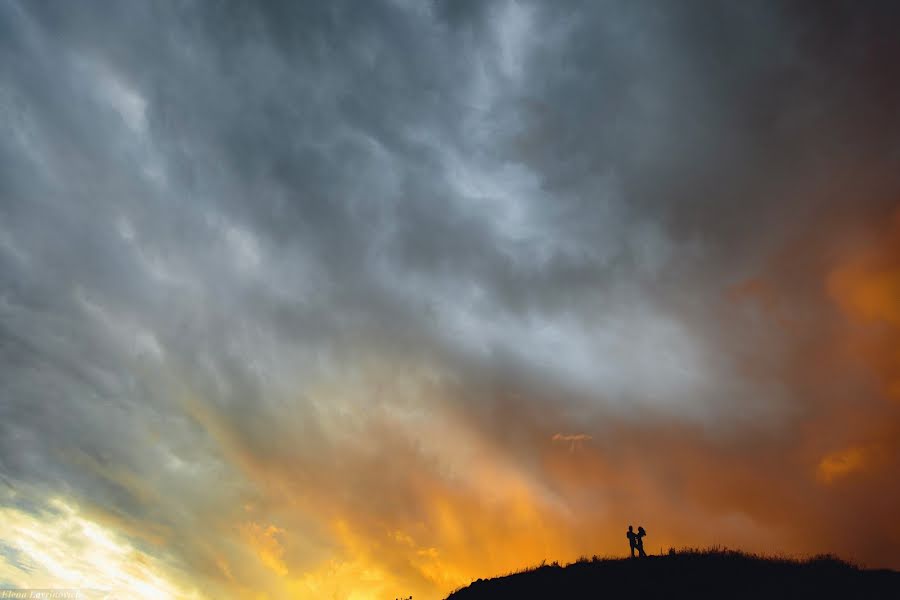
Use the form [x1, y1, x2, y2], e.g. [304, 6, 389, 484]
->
[627, 525, 647, 557]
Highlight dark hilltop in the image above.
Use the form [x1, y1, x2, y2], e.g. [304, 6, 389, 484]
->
[445, 548, 900, 600]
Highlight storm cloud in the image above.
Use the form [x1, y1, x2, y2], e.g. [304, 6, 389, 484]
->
[2, 1, 900, 597]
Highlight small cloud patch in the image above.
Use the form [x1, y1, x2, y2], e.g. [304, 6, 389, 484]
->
[551, 433, 592, 452]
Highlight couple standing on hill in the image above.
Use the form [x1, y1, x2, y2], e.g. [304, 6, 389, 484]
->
[627, 525, 647, 557]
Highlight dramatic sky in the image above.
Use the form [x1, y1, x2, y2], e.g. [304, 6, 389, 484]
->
[2, 1, 900, 598]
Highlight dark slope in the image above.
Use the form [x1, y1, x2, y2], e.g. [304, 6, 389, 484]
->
[446, 550, 900, 600]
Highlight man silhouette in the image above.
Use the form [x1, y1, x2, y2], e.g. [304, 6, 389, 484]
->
[626, 525, 637, 557]
[636, 526, 647, 557]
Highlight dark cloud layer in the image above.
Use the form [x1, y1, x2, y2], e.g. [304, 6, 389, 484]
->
[2, 1, 900, 597]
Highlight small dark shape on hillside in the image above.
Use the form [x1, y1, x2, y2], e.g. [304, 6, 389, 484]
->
[445, 548, 900, 600]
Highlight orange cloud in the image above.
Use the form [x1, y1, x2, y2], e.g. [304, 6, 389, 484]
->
[239, 522, 289, 577]
[816, 446, 868, 484]
[829, 256, 900, 327]
[827, 209, 900, 402]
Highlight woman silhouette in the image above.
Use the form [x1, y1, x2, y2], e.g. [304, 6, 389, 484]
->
[626, 525, 637, 557]
[636, 526, 647, 557]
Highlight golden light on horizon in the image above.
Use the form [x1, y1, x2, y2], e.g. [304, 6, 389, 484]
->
[0, 499, 197, 599]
